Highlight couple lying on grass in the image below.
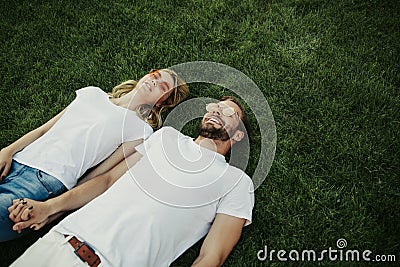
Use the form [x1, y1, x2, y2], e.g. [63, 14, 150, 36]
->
[0, 69, 254, 267]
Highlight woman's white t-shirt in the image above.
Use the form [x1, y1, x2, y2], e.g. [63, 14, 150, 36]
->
[13, 86, 153, 189]
[54, 127, 254, 266]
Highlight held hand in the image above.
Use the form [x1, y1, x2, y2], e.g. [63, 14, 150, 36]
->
[0, 148, 13, 181]
[13, 217, 49, 233]
[8, 198, 31, 223]
[8, 198, 51, 233]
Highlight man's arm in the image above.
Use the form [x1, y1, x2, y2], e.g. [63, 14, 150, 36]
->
[9, 152, 143, 232]
[191, 214, 246, 267]
[77, 139, 143, 185]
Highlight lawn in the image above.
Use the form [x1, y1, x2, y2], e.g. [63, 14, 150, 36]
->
[0, 0, 399, 266]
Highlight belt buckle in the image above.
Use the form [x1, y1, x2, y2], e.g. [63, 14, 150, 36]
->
[74, 241, 96, 263]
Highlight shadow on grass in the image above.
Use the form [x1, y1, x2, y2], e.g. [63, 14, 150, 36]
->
[0, 215, 68, 267]
[0, 225, 52, 267]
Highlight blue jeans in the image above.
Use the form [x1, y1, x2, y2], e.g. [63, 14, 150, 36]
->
[0, 160, 67, 242]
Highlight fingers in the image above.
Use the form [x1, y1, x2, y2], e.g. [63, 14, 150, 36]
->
[30, 220, 47, 231]
[8, 198, 32, 223]
[0, 165, 5, 181]
[8, 198, 23, 213]
[8, 200, 30, 222]
[21, 206, 33, 221]
[13, 221, 31, 234]
[13, 218, 49, 233]
[1, 161, 11, 180]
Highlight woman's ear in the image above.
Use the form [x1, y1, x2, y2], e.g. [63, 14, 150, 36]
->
[155, 97, 164, 107]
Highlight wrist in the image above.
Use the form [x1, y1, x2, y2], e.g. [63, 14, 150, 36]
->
[46, 198, 63, 216]
[1, 146, 15, 156]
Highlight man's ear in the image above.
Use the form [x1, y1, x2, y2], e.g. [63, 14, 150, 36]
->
[232, 130, 244, 142]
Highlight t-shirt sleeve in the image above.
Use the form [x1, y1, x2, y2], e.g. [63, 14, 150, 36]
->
[75, 86, 102, 97]
[216, 172, 255, 227]
[122, 115, 154, 144]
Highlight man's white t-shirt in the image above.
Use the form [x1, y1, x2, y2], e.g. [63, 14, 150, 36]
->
[54, 127, 254, 267]
[13, 87, 153, 189]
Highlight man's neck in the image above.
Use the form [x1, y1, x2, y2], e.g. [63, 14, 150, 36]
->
[194, 136, 231, 156]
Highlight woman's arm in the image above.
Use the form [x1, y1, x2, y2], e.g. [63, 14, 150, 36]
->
[77, 139, 143, 185]
[8, 151, 144, 232]
[0, 108, 67, 179]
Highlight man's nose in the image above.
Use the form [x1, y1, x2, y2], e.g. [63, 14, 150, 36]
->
[211, 108, 221, 115]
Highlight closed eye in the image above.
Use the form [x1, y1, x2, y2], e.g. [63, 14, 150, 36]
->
[160, 82, 170, 93]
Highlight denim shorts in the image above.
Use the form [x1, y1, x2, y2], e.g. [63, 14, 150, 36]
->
[0, 160, 67, 242]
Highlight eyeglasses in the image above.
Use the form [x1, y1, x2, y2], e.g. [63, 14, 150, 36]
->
[206, 103, 238, 117]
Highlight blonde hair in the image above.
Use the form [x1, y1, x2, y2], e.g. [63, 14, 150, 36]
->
[109, 69, 189, 129]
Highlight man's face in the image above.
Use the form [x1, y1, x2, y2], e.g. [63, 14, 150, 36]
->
[199, 100, 243, 141]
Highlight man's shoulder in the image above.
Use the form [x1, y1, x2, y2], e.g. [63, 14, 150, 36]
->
[225, 165, 253, 187]
[146, 126, 189, 146]
[226, 164, 249, 177]
[158, 126, 177, 133]
[157, 126, 189, 139]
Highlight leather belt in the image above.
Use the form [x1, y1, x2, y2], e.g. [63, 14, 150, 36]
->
[65, 235, 101, 267]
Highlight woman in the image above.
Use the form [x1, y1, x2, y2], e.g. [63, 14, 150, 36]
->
[0, 69, 189, 241]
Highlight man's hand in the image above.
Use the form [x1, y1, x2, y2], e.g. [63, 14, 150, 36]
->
[8, 198, 51, 233]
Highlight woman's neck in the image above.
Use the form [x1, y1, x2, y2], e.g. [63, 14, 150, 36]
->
[111, 90, 143, 111]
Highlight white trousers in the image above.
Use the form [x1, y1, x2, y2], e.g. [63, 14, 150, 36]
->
[11, 230, 89, 267]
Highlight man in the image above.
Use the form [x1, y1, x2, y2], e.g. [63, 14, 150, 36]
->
[8, 96, 255, 267]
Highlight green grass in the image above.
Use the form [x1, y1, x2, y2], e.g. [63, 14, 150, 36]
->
[1, 0, 399, 266]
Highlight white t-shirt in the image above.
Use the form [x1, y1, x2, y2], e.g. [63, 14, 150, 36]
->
[54, 127, 254, 267]
[14, 87, 153, 189]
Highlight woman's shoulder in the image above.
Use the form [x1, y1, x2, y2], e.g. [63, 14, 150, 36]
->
[75, 86, 105, 97]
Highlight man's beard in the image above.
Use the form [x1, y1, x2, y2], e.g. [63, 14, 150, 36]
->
[199, 123, 230, 141]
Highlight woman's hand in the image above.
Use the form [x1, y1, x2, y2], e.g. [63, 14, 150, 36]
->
[0, 148, 13, 181]
[8, 198, 51, 233]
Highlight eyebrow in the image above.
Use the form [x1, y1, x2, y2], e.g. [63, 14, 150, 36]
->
[152, 71, 162, 79]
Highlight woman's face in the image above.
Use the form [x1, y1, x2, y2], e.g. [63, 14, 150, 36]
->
[136, 69, 176, 107]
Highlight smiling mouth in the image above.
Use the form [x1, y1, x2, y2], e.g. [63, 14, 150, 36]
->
[206, 116, 224, 126]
